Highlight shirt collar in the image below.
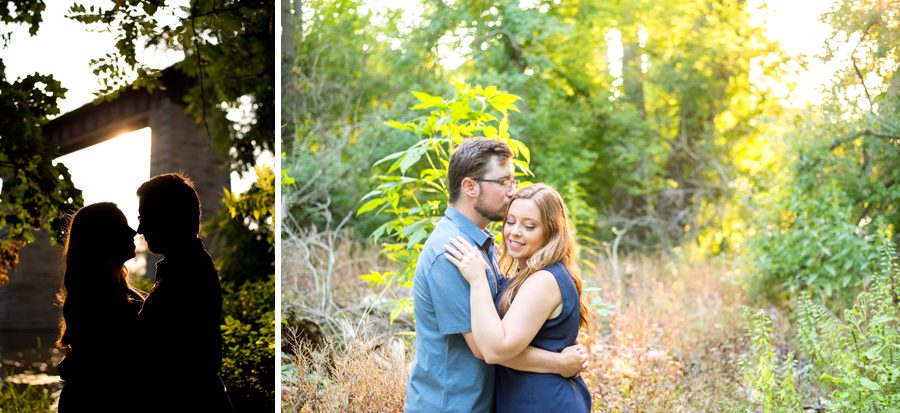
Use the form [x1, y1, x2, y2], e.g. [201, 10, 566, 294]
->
[445, 205, 492, 250]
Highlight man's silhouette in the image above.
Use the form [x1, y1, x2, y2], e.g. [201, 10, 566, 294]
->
[136, 173, 231, 411]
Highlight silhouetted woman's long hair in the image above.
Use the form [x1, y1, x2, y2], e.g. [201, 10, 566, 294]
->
[497, 184, 590, 329]
[57, 202, 144, 349]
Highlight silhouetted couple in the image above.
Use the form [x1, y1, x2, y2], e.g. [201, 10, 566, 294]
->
[56, 173, 232, 412]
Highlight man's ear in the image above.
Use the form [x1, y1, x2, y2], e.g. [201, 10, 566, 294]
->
[461, 177, 480, 199]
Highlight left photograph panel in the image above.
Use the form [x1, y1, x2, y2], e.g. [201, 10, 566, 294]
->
[0, 1, 275, 412]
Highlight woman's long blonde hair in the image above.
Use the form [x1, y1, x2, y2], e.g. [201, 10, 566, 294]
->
[497, 184, 589, 329]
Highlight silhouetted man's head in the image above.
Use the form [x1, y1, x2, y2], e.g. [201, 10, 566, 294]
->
[136, 173, 201, 255]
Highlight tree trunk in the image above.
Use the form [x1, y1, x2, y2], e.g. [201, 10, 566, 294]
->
[281, 0, 299, 153]
[621, 28, 645, 118]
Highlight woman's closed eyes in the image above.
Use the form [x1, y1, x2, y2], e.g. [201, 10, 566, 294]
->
[506, 219, 536, 231]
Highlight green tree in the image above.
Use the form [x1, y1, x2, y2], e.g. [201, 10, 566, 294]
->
[283, 0, 439, 236]
[744, 0, 898, 306]
[399, 0, 787, 251]
[814, 0, 899, 232]
[0, 1, 83, 284]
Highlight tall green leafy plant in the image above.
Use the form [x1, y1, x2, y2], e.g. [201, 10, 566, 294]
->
[356, 83, 532, 323]
[741, 308, 804, 413]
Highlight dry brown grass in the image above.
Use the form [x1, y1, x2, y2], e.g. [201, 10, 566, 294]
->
[283, 333, 410, 413]
[281, 234, 411, 413]
[282, 249, 761, 412]
[581, 255, 752, 412]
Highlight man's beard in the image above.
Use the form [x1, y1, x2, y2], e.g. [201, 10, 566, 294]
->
[474, 196, 506, 222]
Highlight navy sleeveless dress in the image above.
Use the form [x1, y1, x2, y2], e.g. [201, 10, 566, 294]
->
[494, 262, 592, 413]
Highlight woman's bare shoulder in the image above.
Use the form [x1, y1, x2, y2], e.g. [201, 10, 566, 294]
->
[521, 269, 558, 290]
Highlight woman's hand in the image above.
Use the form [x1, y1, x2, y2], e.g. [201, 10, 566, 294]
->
[443, 236, 487, 285]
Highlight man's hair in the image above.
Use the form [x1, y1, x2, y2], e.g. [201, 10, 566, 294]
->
[137, 173, 201, 236]
[448, 138, 514, 203]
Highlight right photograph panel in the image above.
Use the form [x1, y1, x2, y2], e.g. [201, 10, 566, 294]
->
[281, 1, 900, 411]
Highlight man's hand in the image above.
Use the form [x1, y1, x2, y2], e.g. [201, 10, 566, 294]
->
[559, 343, 589, 378]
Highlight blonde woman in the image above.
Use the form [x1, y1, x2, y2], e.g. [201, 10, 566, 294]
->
[444, 183, 591, 412]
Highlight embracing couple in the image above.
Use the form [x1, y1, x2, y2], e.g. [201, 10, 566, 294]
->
[405, 138, 592, 413]
[55, 173, 232, 412]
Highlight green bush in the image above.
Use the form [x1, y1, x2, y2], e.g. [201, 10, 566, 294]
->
[748, 184, 877, 306]
[205, 168, 276, 412]
[742, 235, 900, 412]
[207, 166, 275, 285]
[221, 275, 276, 412]
[794, 240, 899, 412]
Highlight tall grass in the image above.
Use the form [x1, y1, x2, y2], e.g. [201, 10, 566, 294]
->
[283, 333, 409, 413]
[582, 256, 751, 412]
[0, 381, 55, 412]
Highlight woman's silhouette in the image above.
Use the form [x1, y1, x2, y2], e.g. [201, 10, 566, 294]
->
[56, 202, 146, 411]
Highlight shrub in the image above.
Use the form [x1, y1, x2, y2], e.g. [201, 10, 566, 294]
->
[748, 185, 877, 306]
[221, 275, 276, 412]
[204, 166, 276, 412]
[741, 234, 899, 413]
[207, 166, 275, 285]
[794, 239, 899, 412]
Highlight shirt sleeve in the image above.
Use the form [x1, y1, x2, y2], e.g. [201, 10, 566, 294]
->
[427, 252, 473, 335]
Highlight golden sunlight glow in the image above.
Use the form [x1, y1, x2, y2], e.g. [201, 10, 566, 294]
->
[748, 0, 840, 107]
[54, 128, 152, 276]
[54, 128, 152, 228]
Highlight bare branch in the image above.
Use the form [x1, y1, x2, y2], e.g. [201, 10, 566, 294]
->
[849, 20, 877, 111]
[830, 129, 900, 151]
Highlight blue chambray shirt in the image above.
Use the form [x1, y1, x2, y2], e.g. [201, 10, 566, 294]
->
[404, 206, 502, 413]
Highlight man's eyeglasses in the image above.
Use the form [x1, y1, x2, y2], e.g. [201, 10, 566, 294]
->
[473, 177, 520, 189]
